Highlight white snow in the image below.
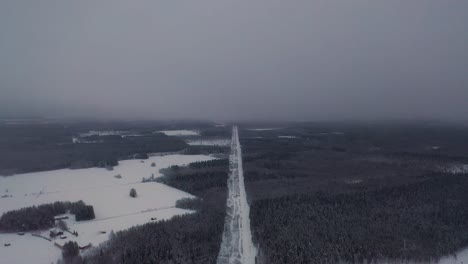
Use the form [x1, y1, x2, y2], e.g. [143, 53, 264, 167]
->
[246, 127, 282, 131]
[213, 121, 226, 127]
[1, 118, 57, 125]
[345, 179, 363, 184]
[217, 126, 257, 264]
[375, 247, 468, 264]
[186, 139, 230, 146]
[79, 130, 128, 137]
[441, 164, 468, 174]
[1, 233, 62, 264]
[438, 247, 468, 264]
[121, 134, 144, 137]
[157, 130, 200, 136]
[78, 130, 145, 139]
[278, 135, 297, 139]
[72, 137, 103, 144]
[0, 208, 192, 264]
[0, 154, 216, 264]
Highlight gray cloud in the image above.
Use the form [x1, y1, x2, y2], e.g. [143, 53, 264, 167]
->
[1, 0, 467, 121]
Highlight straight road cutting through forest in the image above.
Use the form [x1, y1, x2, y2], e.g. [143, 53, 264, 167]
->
[217, 126, 257, 264]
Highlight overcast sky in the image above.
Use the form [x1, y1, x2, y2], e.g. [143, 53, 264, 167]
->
[1, 1, 467, 121]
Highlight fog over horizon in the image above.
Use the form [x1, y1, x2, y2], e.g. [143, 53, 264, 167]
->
[1, 1, 467, 122]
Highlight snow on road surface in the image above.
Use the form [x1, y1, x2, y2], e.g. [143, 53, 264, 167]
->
[217, 126, 257, 264]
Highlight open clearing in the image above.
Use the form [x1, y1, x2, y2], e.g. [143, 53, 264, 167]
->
[0, 154, 215, 264]
[157, 130, 200, 136]
[246, 128, 282, 131]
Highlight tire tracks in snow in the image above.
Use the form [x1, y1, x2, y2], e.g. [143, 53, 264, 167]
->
[217, 126, 257, 264]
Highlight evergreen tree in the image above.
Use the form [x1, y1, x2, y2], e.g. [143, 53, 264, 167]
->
[129, 188, 137, 198]
[62, 241, 79, 259]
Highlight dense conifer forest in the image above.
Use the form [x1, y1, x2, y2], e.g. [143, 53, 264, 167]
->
[251, 173, 468, 263]
[240, 123, 468, 263]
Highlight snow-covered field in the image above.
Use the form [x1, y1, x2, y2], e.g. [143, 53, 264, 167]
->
[186, 138, 230, 146]
[442, 164, 468, 174]
[217, 126, 256, 264]
[79, 130, 128, 137]
[246, 127, 282, 131]
[213, 121, 226, 127]
[73, 130, 145, 143]
[0, 154, 215, 264]
[438, 248, 468, 264]
[157, 130, 200, 136]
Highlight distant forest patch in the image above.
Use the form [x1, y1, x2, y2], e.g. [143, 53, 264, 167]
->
[0, 201, 95, 232]
[0, 123, 188, 175]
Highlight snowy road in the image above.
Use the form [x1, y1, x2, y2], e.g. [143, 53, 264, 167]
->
[217, 126, 257, 264]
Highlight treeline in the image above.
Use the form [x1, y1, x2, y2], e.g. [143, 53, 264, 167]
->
[62, 135, 188, 171]
[0, 201, 95, 232]
[184, 146, 229, 155]
[250, 173, 468, 264]
[176, 197, 204, 211]
[189, 159, 229, 169]
[0, 124, 188, 175]
[79, 159, 229, 264]
[158, 169, 228, 195]
[199, 127, 231, 137]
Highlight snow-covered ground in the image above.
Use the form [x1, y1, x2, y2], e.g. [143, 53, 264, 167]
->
[375, 248, 468, 264]
[72, 137, 103, 144]
[246, 127, 282, 131]
[157, 130, 200, 136]
[79, 130, 128, 137]
[0, 154, 215, 264]
[0, 208, 190, 264]
[213, 121, 226, 127]
[73, 130, 145, 142]
[442, 164, 468, 174]
[217, 126, 257, 264]
[438, 248, 468, 264]
[186, 138, 230, 146]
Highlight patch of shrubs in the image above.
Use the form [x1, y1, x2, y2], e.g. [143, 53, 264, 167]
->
[71, 202, 95, 221]
[134, 153, 149, 159]
[129, 188, 137, 198]
[175, 197, 203, 210]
